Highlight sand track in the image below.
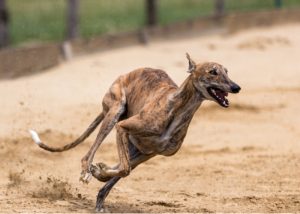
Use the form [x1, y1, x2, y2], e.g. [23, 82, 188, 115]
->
[1, 23, 300, 212]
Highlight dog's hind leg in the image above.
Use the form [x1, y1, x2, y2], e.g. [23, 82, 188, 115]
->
[80, 84, 126, 183]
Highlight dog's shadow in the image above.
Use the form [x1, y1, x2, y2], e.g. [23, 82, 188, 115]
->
[104, 201, 183, 213]
[103, 202, 145, 213]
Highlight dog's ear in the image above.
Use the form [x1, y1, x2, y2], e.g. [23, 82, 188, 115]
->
[186, 53, 196, 73]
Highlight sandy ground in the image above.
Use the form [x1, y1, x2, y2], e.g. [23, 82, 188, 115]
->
[1, 23, 300, 212]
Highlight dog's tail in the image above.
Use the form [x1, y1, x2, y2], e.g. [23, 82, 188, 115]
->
[29, 112, 104, 152]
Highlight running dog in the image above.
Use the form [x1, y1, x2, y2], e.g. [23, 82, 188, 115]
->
[30, 53, 241, 211]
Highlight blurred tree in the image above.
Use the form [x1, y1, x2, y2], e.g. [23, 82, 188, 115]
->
[215, 0, 225, 17]
[0, 0, 9, 48]
[146, 0, 157, 26]
[274, 0, 282, 8]
[66, 0, 79, 40]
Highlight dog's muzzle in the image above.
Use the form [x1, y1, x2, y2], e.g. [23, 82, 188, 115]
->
[230, 83, 241, 94]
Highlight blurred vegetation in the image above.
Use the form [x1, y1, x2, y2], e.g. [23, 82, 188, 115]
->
[7, 0, 300, 46]
[8, 0, 66, 45]
[225, 0, 300, 11]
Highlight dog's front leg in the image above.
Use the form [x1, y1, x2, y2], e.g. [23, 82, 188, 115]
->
[91, 138, 155, 182]
[94, 142, 154, 212]
[95, 176, 121, 212]
[91, 124, 131, 180]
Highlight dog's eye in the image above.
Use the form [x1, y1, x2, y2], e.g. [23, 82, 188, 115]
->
[209, 69, 218, 75]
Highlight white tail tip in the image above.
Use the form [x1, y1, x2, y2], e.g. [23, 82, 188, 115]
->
[29, 130, 41, 145]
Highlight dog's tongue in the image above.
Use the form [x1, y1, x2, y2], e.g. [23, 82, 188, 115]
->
[216, 90, 227, 98]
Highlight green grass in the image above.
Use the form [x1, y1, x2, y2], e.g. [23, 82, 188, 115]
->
[8, 0, 66, 45]
[79, 0, 144, 38]
[7, 0, 300, 46]
[225, 0, 300, 12]
[158, 0, 214, 25]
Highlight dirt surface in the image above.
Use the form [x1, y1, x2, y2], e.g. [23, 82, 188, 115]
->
[1, 23, 300, 213]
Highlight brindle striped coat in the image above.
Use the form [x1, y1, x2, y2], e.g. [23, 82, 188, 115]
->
[30, 53, 240, 211]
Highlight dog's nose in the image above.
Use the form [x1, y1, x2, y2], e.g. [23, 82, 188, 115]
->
[231, 84, 241, 93]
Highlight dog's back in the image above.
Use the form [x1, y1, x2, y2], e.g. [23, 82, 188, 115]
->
[117, 68, 178, 117]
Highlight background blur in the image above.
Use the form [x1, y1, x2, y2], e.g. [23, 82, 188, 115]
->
[0, 0, 299, 46]
[1, 0, 300, 213]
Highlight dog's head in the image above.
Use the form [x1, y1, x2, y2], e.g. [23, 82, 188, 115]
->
[186, 53, 241, 108]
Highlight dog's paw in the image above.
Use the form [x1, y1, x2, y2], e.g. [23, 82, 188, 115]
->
[95, 207, 108, 213]
[90, 163, 112, 182]
[79, 170, 92, 184]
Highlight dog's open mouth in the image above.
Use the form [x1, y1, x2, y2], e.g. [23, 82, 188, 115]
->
[207, 87, 229, 108]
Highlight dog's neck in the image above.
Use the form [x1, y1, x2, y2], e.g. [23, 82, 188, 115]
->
[159, 75, 204, 146]
[170, 75, 204, 116]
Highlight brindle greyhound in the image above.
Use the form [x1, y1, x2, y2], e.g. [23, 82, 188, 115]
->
[29, 53, 240, 211]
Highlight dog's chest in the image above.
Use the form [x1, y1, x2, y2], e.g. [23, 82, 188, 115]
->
[129, 109, 194, 156]
[157, 114, 193, 155]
